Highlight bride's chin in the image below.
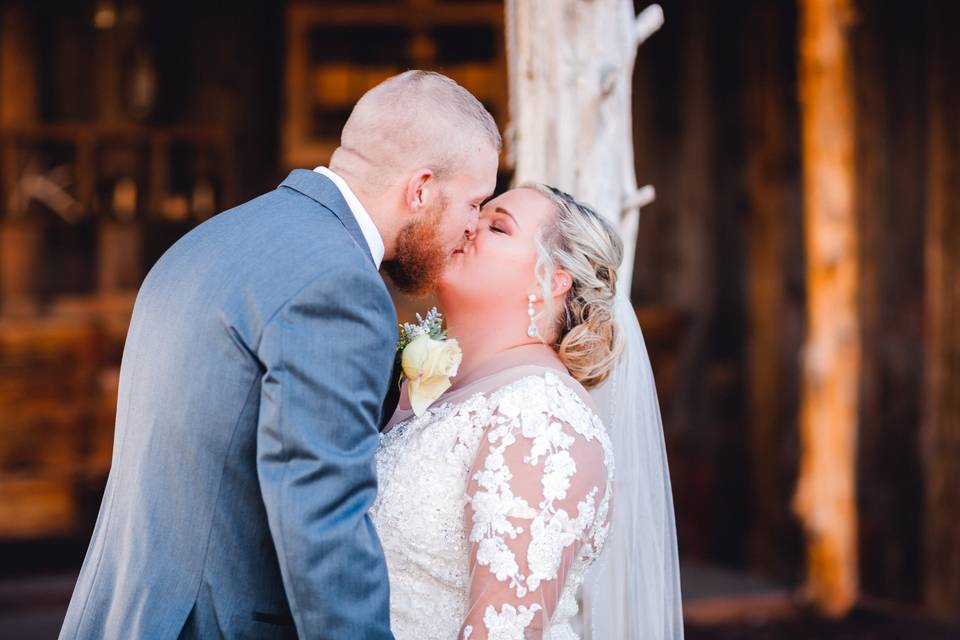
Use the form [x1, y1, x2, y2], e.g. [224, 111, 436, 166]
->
[434, 275, 463, 302]
[437, 262, 462, 288]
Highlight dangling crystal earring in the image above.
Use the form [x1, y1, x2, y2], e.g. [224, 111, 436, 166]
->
[527, 294, 539, 338]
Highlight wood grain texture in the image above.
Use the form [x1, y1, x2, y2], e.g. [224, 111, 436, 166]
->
[793, 0, 860, 617]
[743, 0, 794, 579]
[923, 0, 960, 622]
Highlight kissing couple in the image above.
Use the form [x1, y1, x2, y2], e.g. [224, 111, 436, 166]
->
[60, 71, 683, 640]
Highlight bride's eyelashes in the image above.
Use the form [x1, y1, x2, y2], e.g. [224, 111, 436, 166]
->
[479, 212, 508, 235]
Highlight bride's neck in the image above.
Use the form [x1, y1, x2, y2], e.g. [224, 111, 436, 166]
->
[443, 308, 562, 389]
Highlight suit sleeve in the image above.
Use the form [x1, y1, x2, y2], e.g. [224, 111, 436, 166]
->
[256, 266, 396, 639]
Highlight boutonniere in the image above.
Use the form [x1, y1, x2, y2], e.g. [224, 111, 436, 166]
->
[396, 308, 462, 416]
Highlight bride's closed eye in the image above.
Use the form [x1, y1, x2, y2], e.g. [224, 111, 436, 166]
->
[486, 206, 520, 236]
[479, 211, 509, 235]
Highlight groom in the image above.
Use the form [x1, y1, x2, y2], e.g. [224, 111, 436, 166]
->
[59, 71, 499, 639]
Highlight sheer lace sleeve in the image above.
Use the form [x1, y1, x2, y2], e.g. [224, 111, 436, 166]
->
[460, 374, 614, 639]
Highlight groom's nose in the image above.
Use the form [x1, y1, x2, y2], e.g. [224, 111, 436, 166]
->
[465, 215, 479, 238]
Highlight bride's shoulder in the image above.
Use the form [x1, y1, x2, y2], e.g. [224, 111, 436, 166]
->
[487, 367, 604, 433]
[483, 367, 614, 480]
[488, 365, 589, 401]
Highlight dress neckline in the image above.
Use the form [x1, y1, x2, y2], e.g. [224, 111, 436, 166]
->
[450, 343, 568, 390]
[386, 345, 596, 433]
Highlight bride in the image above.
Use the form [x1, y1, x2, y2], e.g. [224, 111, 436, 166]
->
[370, 184, 684, 639]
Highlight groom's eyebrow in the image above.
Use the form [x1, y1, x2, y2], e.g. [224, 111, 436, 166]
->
[495, 207, 519, 228]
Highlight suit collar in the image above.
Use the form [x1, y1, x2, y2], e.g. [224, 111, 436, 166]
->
[314, 167, 385, 268]
[278, 169, 376, 268]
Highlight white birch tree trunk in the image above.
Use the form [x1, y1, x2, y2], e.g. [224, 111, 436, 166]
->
[505, 0, 663, 292]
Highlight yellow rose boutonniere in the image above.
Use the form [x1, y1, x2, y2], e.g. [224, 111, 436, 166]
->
[396, 308, 462, 416]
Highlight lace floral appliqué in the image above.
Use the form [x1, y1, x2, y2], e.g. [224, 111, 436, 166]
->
[369, 372, 614, 640]
[464, 374, 613, 638]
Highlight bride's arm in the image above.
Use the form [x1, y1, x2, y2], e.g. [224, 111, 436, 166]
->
[459, 404, 608, 639]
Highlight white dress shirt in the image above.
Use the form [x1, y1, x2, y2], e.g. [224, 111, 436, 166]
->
[314, 166, 385, 269]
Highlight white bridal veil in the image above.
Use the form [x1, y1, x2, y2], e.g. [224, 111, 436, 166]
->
[582, 290, 685, 639]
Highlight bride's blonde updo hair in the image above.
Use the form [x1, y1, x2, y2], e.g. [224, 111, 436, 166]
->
[526, 184, 626, 389]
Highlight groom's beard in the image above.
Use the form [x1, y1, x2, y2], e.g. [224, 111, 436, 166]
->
[382, 194, 449, 296]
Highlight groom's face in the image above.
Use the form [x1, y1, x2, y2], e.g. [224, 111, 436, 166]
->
[434, 147, 499, 257]
[384, 146, 498, 295]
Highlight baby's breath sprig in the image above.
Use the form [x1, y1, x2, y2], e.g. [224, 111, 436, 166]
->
[397, 307, 447, 353]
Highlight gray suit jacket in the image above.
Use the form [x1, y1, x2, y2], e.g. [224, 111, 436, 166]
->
[59, 170, 397, 639]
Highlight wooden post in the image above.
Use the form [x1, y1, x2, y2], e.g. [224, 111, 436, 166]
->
[505, 0, 663, 290]
[0, 222, 42, 316]
[97, 223, 143, 294]
[923, 0, 960, 622]
[743, 0, 791, 577]
[0, 6, 39, 316]
[851, 1, 927, 602]
[95, 19, 121, 125]
[793, 0, 859, 617]
[0, 6, 37, 126]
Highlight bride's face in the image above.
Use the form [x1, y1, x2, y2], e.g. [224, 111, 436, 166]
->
[438, 187, 556, 313]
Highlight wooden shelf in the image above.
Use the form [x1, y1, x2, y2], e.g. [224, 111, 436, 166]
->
[0, 122, 236, 222]
[283, 0, 508, 169]
[0, 305, 131, 539]
[286, 2, 504, 28]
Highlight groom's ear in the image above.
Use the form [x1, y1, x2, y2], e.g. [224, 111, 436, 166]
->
[551, 270, 573, 299]
[404, 169, 435, 213]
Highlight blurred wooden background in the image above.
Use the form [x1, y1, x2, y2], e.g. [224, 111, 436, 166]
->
[0, 0, 957, 628]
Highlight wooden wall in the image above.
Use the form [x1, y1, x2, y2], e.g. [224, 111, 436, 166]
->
[850, 0, 927, 604]
[630, 0, 959, 616]
[922, 0, 960, 621]
[633, 0, 804, 579]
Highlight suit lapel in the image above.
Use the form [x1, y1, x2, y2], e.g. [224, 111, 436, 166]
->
[278, 169, 376, 268]
[379, 358, 402, 432]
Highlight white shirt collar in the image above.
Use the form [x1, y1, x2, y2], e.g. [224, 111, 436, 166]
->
[314, 166, 385, 269]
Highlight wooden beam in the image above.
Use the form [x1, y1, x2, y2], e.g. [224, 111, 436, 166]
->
[793, 0, 859, 617]
[743, 0, 792, 579]
[852, 1, 926, 602]
[0, 221, 41, 316]
[285, 2, 503, 28]
[95, 21, 121, 125]
[0, 6, 39, 315]
[923, 0, 960, 623]
[97, 222, 142, 295]
[0, 6, 37, 126]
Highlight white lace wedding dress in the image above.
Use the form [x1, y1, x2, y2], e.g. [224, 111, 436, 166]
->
[370, 356, 614, 640]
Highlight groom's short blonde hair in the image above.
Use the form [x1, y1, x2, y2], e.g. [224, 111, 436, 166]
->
[334, 71, 500, 193]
